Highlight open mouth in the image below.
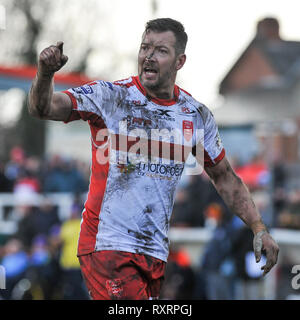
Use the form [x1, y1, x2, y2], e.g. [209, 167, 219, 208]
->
[143, 67, 158, 75]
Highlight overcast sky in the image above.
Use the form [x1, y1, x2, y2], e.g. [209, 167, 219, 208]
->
[151, 0, 300, 107]
[1, 0, 300, 109]
[80, 0, 300, 108]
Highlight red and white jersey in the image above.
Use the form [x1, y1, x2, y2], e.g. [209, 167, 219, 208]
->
[63, 76, 225, 262]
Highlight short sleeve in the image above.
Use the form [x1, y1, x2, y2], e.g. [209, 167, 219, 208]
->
[62, 81, 115, 125]
[203, 109, 225, 167]
[193, 105, 225, 167]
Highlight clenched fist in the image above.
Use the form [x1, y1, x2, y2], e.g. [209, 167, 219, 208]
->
[38, 41, 68, 77]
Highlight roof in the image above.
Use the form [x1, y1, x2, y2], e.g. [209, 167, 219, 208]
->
[216, 18, 300, 126]
[0, 65, 94, 92]
[219, 38, 300, 95]
[259, 39, 300, 75]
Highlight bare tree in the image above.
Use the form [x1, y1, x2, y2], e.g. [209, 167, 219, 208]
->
[0, 0, 154, 159]
[0, 0, 100, 158]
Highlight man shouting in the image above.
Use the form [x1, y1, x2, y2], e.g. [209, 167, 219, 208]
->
[28, 18, 279, 300]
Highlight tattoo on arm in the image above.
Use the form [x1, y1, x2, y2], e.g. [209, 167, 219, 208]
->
[28, 73, 54, 119]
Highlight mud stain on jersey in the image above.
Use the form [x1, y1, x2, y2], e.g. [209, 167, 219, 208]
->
[134, 246, 155, 254]
[128, 229, 153, 242]
[143, 205, 152, 213]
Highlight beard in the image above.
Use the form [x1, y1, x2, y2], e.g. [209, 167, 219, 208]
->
[140, 64, 176, 97]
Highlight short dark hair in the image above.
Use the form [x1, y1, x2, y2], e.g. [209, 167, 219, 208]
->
[145, 18, 188, 54]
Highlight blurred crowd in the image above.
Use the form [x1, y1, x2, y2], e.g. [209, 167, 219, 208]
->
[164, 153, 300, 300]
[0, 146, 89, 195]
[0, 200, 89, 300]
[171, 153, 300, 230]
[0, 146, 90, 300]
[0, 146, 300, 299]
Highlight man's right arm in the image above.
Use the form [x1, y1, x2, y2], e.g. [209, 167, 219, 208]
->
[28, 42, 72, 121]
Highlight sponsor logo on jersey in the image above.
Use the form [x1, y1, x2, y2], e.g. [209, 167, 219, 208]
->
[126, 115, 152, 128]
[72, 81, 111, 95]
[72, 84, 94, 95]
[152, 109, 175, 121]
[156, 109, 173, 117]
[116, 161, 184, 178]
[183, 120, 193, 142]
[117, 162, 136, 174]
[136, 162, 184, 177]
[123, 99, 148, 110]
[180, 106, 196, 115]
[131, 100, 145, 106]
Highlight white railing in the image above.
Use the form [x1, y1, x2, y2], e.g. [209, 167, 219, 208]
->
[1, 192, 300, 299]
[0, 192, 79, 234]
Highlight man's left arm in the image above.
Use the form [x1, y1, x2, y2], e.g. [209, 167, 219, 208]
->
[205, 156, 279, 276]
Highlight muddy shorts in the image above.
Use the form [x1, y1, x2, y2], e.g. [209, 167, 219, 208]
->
[78, 250, 166, 300]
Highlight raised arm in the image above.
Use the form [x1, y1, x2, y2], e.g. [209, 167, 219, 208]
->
[205, 156, 279, 276]
[28, 42, 72, 121]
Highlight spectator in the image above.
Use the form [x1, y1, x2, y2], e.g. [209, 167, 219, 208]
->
[58, 202, 89, 299]
[235, 154, 270, 192]
[43, 155, 88, 193]
[4, 146, 26, 186]
[185, 174, 212, 227]
[13, 156, 42, 194]
[0, 153, 91, 300]
[160, 245, 195, 300]
[14, 192, 40, 251]
[203, 203, 223, 230]
[277, 189, 300, 229]
[14, 193, 60, 249]
[0, 161, 12, 192]
[0, 150, 286, 300]
[0, 238, 29, 300]
[196, 206, 239, 300]
[170, 188, 194, 227]
[32, 198, 60, 237]
[25, 233, 62, 300]
[14, 170, 40, 194]
[272, 158, 286, 189]
[231, 226, 267, 300]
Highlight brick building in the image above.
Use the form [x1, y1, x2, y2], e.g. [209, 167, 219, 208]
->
[214, 17, 300, 165]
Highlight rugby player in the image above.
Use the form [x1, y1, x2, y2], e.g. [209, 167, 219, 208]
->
[28, 18, 279, 300]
